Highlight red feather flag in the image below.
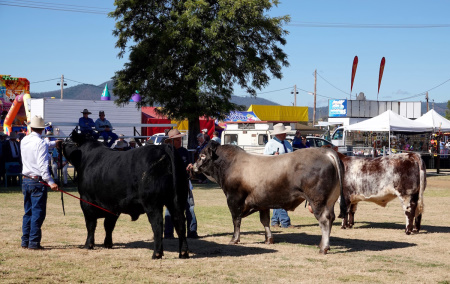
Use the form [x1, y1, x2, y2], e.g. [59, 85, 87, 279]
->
[351, 56, 358, 94]
[378, 57, 386, 96]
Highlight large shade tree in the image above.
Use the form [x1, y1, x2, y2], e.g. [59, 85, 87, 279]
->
[110, 0, 290, 148]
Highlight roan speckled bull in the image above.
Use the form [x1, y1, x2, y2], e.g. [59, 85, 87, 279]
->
[192, 141, 346, 254]
[337, 152, 426, 234]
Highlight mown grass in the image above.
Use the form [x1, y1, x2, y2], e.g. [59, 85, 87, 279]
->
[0, 174, 449, 283]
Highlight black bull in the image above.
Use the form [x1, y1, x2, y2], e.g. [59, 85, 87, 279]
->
[60, 131, 189, 259]
[193, 141, 346, 254]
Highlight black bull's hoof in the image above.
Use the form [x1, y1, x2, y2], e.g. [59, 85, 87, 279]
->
[179, 251, 189, 259]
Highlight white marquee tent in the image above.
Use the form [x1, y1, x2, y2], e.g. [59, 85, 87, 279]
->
[344, 110, 433, 152]
[345, 110, 433, 132]
[415, 109, 450, 132]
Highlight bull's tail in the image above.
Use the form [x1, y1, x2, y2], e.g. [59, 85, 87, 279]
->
[416, 154, 426, 216]
[328, 150, 346, 218]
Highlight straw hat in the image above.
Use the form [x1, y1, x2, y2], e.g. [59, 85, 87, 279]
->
[28, 115, 48, 129]
[81, 109, 92, 114]
[271, 123, 291, 135]
[166, 129, 186, 140]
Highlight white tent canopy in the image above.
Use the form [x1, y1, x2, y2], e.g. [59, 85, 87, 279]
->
[345, 110, 433, 132]
[415, 109, 450, 132]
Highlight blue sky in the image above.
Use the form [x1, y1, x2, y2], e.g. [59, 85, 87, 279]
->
[2, 0, 450, 108]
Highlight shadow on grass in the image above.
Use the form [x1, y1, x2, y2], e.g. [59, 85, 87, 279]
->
[356, 221, 450, 234]
[101, 238, 278, 259]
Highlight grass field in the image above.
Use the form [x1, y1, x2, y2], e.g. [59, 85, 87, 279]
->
[1, 172, 449, 283]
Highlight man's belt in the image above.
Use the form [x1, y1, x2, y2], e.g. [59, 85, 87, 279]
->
[23, 175, 42, 180]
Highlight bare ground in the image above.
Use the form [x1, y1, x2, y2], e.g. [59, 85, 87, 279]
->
[0, 172, 449, 283]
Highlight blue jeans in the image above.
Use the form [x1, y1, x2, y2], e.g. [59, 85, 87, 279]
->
[99, 131, 118, 147]
[21, 178, 48, 248]
[165, 191, 197, 237]
[271, 209, 291, 227]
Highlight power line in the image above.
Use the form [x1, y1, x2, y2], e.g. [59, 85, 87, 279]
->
[315, 73, 349, 95]
[30, 78, 60, 84]
[398, 77, 450, 101]
[0, 0, 111, 14]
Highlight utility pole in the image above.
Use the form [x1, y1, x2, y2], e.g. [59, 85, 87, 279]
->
[313, 69, 317, 126]
[291, 85, 299, 106]
[426, 92, 429, 111]
[57, 74, 67, 99]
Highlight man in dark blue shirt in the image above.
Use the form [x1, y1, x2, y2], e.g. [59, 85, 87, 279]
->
[78, 109, 99, 139]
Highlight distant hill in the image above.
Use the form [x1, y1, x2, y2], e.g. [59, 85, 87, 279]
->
[31, 80, 279, 108]
[31, 81, 448, 119]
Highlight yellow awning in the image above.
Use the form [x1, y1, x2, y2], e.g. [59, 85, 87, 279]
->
[247, 105, 308, 122]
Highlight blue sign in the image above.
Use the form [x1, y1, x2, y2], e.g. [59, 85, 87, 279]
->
[224, 111, 261, 122]
[329, 99, 347, 117]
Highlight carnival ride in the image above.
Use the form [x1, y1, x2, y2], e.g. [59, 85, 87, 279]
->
[1, 75, 31, 135]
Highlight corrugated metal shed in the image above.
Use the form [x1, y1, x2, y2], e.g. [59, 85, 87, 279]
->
[30, 98, 141, 137]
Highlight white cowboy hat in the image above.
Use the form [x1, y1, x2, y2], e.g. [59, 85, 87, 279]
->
[271, 123, 291, 135]
[27, 115, 48, 129]
[166, 129, 186, 140]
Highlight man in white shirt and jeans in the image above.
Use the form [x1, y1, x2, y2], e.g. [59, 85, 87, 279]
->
[21, 116, 59, 250]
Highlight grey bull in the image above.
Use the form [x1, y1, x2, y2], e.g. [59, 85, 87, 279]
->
[193, 141, 346, 254]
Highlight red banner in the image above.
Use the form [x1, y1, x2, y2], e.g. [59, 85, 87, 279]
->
[350, 56, 358, 93]
[378, 57, 386, 95]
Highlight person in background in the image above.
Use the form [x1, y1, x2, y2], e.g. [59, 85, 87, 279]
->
[163, 129, 199, 239]
[114, 140, 128, 151]
[51, 148, 68, 185]
[78, 109, 99, 139]
[3, 131, 21, 186]
[211, 131, 221, 144]
[264, 123, 294, 229]
[292, 130, 310, 150]
[126, 138, 137, 150]
[114, 134, 129, 149]
[201, 129, 210, 142]
[187, 133, 209, 184]
[21, 116, 59, 250]
[0, 132, 7, 184]
[95, 111, 118, 147]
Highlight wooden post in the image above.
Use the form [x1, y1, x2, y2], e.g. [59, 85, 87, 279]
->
[313, 69, 317, 127]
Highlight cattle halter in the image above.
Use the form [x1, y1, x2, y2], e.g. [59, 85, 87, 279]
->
[22, 174, 118, 216]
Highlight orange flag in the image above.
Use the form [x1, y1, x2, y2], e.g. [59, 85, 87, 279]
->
[378, 57, 386, 96]
[351, 56, 358, 94]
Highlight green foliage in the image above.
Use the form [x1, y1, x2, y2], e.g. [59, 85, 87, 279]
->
[109, 0, 290, 123]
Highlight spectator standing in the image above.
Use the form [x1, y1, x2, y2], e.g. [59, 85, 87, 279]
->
[163, 129, 198, 239]
[114, 134, 129, 150]
[211, 131, 221, 144]
[20, 116, 59, 250]
[95, 111, 118, 147]
[264, 123, 293, 228]
[78, 109, 99, 139]
[3, 131, 22, 186]
[292, 131, 310, 150]
[202, 129, 210, 142]
[127, 138, 137, 150]
[0, 132, 7, 184]
[51, 149, 68, 185]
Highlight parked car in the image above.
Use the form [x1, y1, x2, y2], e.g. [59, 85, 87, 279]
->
[305, 136, 338, 151]
[147, 133, 168, 145]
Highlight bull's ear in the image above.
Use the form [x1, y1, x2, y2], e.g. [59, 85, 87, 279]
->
[207, 144, 219, 161]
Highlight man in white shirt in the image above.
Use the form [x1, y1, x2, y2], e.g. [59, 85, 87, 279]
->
[264, 123, 294, 228]
[21, 116, 58, 250]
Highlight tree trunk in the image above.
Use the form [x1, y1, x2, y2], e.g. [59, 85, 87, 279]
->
[188, 117, 201, 150]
